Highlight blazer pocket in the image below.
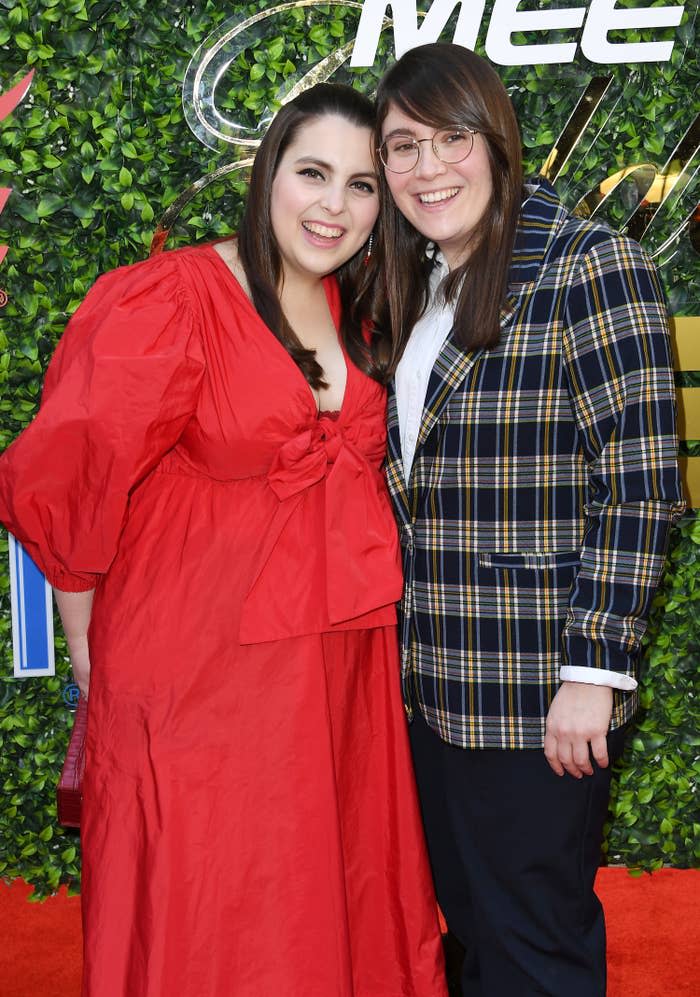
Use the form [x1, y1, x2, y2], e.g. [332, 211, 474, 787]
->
[478, 550, 580, 570]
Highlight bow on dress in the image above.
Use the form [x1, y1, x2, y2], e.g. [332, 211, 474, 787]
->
[239, 416, 402, 644]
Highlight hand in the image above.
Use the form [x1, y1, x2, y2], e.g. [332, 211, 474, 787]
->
[544, 682, 613, 778]
[67, 634, 91, 700]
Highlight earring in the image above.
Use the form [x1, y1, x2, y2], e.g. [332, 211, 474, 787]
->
[363, 232, 374, 265]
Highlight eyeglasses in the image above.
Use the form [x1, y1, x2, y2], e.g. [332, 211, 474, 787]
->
[378, 127, 477, 174]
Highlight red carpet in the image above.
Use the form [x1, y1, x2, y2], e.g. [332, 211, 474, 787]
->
[1, 868, 697, 995]
[597, 868, 699, 997]
[1, 879, 81, 997]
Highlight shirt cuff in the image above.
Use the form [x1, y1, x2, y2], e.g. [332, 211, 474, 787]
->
[559, 666, 638, 692]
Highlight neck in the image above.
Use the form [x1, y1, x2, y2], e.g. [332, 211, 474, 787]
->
[279, 271, 327, 313]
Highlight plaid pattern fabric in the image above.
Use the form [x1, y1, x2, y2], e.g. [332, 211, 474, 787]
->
[386, 180, 685, 749]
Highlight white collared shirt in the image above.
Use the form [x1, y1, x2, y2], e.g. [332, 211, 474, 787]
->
[395, 254, 452, 484]
[393, 250, 636, 693]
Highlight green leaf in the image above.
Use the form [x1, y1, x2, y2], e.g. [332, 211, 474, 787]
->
[13, 32, 34, 51]
[36, 194, 65, 218]
[268, 38, 284, 61]
[20, 149, 41, 172]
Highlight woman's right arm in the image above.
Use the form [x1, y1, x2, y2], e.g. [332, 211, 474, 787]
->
[54, 588, 94, 699]
[0, 258, 204, 641]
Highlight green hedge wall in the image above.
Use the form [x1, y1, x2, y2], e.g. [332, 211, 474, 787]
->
[0, 1, 698, 897]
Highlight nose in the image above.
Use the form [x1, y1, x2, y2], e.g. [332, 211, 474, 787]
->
[413, 140, 446, 181]
[320, 182, 346, 215]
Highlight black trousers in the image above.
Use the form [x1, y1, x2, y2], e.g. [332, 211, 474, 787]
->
[409, 712, 627, 997]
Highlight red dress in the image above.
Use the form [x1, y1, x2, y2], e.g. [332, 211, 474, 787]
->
[0, 245, 447, 997]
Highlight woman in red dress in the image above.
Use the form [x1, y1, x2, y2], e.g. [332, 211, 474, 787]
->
[0, 84, 446, 997]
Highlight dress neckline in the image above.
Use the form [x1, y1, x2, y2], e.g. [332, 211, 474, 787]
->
[203, 243, 350, 421]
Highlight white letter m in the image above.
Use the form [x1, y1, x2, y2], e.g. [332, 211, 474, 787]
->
[350, 0, 483, 67]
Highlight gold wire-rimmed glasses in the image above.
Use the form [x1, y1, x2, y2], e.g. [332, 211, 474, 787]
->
[378, 128, 477, 174]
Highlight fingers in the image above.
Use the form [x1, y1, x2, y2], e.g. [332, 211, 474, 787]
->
[573, 739, 594, 777]
[70, 656, 91, 702]
[544, 733, 594, 779]
[543, 731, 564, 776]
[544, 732, 610, 779]
[590, 733, 609, 769]
[74, 673, 89, 700]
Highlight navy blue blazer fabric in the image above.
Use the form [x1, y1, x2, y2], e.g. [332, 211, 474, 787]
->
[386, 180, 685, 749]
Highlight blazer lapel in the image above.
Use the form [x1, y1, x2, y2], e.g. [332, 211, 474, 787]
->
[385, 382, 410, 525]
[415, 332, 482, 454]
[410, 179, 562, 459]
[415, 290, 522, 455]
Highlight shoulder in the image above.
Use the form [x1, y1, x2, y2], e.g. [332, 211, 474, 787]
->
[89, 241, 230, 300]
[516, 183, 666, 332]
[550, 218, 661, 313]
[513, 181, 643, 290]
[553, 214, 647, 266]
[56, 244, 231, 357]
[84, 244, 194, 306]
[527, 183, 655, 277]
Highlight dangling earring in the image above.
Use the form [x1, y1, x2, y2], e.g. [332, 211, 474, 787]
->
[363, 231, 374, 266]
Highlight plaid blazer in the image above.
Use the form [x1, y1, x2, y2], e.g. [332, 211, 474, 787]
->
[386, 180, 685, 750]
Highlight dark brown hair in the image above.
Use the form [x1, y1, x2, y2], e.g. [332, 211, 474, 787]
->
[238, 83, 387, 386]
[373, 43, 524, 370]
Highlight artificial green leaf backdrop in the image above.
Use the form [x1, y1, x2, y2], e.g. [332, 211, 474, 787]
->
[0, 1, 698, 896]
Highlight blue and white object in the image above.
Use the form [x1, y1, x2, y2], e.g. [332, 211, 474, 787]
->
[9, 533, 54, 677]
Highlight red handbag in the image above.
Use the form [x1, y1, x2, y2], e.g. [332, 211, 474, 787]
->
[56, 696, 88, 828]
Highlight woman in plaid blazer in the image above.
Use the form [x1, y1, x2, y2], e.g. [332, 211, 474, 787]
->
[373, 43, 684, 996]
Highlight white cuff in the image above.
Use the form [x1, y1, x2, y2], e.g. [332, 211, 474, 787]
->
[559, 666, 638, 691]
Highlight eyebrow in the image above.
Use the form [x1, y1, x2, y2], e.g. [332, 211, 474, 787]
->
[294, 156, 378, 180]
[381, 128, 418, 140]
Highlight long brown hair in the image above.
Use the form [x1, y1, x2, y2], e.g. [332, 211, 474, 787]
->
[373, 44, 524, 371]
[238, 83, 387, 386]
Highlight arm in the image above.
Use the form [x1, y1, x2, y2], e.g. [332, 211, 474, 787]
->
[0, 258, 204, 595]
[545, 235, 684, 778]
[54, 588, 94, 699]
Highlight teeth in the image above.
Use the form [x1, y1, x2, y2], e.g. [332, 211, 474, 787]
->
[303, 221, 343, 239]
[418, 188, 459, 204]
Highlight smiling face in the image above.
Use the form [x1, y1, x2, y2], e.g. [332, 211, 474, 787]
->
[269, 113, 379, 287]
[380, 103, 494, 270]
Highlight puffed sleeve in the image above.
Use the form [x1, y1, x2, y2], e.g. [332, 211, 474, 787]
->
[0, 254, 205, 591]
